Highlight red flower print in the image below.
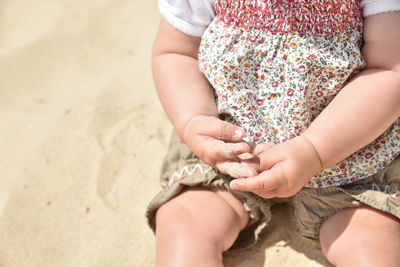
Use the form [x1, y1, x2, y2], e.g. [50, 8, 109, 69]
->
[297, 65, 306, 73]
[222, 95, 228, 101]
[308, 54, 317, 60]
[374, 144, 381, 150]
[247, 113, 254, 119]
[365, 152, 374, 159]
[272, 81, 279, 88]
[256, 99, 265, 105]
[294, 125, 303, 133]
[316, 91, 324, 97]
[232, 73, 239, 79]
[287, 89, 294, 97]
[233, 106, 238, 111]
[284, 101, 289, 108]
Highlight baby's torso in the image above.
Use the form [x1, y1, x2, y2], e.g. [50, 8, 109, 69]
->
[198, 0, 400, 187]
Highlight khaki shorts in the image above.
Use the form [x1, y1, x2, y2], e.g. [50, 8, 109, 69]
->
[146, 132, 400, 251]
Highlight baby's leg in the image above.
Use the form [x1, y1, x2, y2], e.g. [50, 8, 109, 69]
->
[319, 205, 400, 267]
[155, 187, 249, 267]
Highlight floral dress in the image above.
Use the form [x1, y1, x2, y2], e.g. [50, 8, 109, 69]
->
[198, 0, 400, 187]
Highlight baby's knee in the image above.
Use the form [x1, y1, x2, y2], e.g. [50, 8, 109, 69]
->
[155, 197, 195, 235]
[155, 187, 245, 250]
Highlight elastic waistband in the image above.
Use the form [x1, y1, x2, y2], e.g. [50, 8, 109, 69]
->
[215, 0, 363, 36]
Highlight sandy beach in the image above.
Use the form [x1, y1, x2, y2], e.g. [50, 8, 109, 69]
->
[0, 1, 331, 266]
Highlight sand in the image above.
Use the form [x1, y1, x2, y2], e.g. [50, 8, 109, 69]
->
[0, 1, 331, 266]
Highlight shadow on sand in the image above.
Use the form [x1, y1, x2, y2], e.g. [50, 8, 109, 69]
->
[223, 203, 334, 267]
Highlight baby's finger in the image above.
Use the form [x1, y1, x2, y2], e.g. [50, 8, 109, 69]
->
[216, 161, 258, 178]
[229, 168, 281, 192]
[253, 143, 273, 155]
[256, 147, 282, 171]
[202, 139, 250, 160]
[197, 117, 246, 142]
[197, 139, 248, 166]
[218, 141, 251, 159]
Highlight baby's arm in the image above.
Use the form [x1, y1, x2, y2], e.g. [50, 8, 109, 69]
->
[152, 19, 257, 177]
[231, 12, 400, 197]
[152, 19, 216, 136]
[302, 12, 400, 169]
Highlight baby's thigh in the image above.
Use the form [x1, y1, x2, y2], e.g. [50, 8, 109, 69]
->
[319, 205, 400, 266]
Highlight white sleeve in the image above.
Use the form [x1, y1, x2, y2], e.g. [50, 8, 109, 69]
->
[361, 0, 400, 17]
[158, 0, 216, 37]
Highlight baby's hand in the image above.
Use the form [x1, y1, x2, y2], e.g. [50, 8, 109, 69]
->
[230, 136, 322, 198]
[182, 115, 258, 178]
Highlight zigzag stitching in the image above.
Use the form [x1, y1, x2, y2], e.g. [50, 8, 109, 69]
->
[353, 183, 393, 194]
[168, 164, 213, 186]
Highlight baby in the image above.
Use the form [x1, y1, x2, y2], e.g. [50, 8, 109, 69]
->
[147, 0, 400, 266]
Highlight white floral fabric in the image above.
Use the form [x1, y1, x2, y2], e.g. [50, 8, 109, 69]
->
[198, 0, 400, 187]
